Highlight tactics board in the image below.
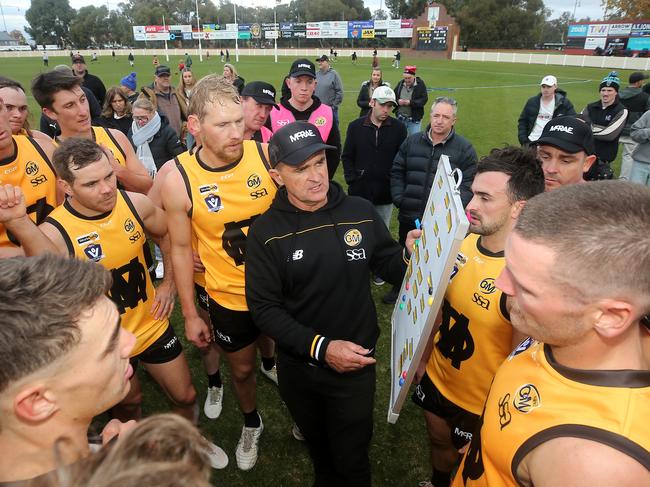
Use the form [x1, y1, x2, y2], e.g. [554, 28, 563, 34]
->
[387, 155, 469, 423]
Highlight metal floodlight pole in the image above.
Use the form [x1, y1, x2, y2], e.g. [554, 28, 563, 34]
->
[196, 0, 203, 61]
[163, 15, 169, 62]
[234, 2, 239, 62]
[274, 4, 278, 63]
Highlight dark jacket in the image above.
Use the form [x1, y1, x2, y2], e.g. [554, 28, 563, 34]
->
[342, 114, 407, 205]
[618, 86, 650, 136]
[127, 115, 184, 170]
[581, 98, 628, 162]
[266, 97, 341, 178]
[98, 114, 133, 136]
[393, 77, 428, 122]
[245, 181, 407, 365]
[81, 71, 107, 106]
[356, 80, 390, 117]
[233, 76, 245, 95]
[517, 89, 577, 144]
[391, 127, 477, 223]
[39, 86, 102, 138]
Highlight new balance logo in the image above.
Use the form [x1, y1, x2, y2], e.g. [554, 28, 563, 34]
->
[292, 249, 304, 261]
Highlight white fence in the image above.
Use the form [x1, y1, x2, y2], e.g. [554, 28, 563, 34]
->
[452, 50, 650, 70]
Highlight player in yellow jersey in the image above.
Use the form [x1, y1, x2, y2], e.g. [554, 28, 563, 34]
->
[163, 75, 276, 471]
[0, 97, 62, 259]
[0, 137, 228, 469]
[30, 69, 152, 194]
[413, 146, 545, 487]
[0, 76, 52, 145]
[453, 181, 650, 486]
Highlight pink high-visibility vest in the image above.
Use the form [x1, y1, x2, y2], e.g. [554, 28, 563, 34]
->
[268, 103, 333, 143]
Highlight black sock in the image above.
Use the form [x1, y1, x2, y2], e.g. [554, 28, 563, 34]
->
[261, 356, 276, 371]
[431, 469, 451, 487]
[208, 370, 222, 388]
[244, 409, 261, 428]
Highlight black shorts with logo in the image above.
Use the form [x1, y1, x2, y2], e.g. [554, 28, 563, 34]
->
[130, 323, 183, 368]
[195, 283, 209, 312]
[207, 296, 260, 352]
[412, 372, 480, 449]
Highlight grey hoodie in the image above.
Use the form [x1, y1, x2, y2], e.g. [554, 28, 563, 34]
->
[631, 110, 650, 163]
[315, 67, 344, 108]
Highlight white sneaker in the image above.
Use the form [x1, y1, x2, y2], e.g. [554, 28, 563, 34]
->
[155, 261, 164, 279]
[205, 439, 229, 469]
[291, 422, 305, 441]
[236, 417, 263, 471]
[260, 364, 278, 385]
[204, 386, 223, 419]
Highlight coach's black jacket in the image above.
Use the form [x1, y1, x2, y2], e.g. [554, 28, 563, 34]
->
[246, 181, 408, 367]
[517, 89, 577, 144]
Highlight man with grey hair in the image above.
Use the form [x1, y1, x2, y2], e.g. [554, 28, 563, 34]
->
[452, 180, 650, 487]
[387, 96, 477, 303]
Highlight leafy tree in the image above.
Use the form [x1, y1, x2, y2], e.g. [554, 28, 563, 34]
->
[603, 0, 650, 19]
[8, 30, 26, 44]
[385, 0, 427, 18]
[540, 11, 572, 44]
[69, 6, 111, 48]
[25, 0, 76, 46]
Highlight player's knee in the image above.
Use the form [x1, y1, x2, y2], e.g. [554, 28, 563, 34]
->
[169, 384, 197, 407]
[230, 362, 255, 383]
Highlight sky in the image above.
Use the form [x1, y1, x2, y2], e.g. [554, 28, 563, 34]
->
[0, 0, 606, 36]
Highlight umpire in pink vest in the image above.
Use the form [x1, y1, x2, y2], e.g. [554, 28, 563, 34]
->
[267, 58, 341, 179]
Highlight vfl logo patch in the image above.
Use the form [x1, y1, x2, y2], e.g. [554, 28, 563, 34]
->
[513, 384, 541, 413]
[25, 161, 40, 176]
[508, 336, 535, 360]
[313, 116, 326, 127]
[84, 243, 104, 262]
[199, 183, 219, 194]
[343, 229, 362, 247]
[204, 194, 223, 213]
[76, 232, 100, 245]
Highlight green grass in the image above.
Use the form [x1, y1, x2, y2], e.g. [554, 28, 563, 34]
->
[4, 54, 628, 485]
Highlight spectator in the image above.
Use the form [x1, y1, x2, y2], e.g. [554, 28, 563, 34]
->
[98, 86, 133, 136]
[581, 71, 628, 180]
[352, 51, 357, 64]
[393, 50, 401, 69]
[138, 65, 185, 138]
[220, 49, 224, 62]
[315, 55, 344, 127]
[152, 55, 160, 68]
[42, 50, 48, 67]
[176, 68, 196, 147]
[394, 66, 428, 136]
[185, 52, 193, 69]
[618, 71, 650, 179]
[71, 54, 106, 105]
[128, 50, 135, 66]
[356, 68, 390, 118]
[223, 63, 245, 94]
[120, 72, 138, 104]
[517, 75, 576, 145]
[226, 49, 230, 62]
[630, 109, 650, 186]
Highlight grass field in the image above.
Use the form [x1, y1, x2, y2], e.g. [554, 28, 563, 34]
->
[3, 54, 629, 486]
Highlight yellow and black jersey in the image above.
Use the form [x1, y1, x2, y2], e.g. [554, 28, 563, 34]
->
[426, 233, 511, 415]
[0, 135, 57, 248]
[453, 338, 650, 486]
[54, 126, 126, 166]
[176, 141, 276, 311]
[45, 190, 167, 356]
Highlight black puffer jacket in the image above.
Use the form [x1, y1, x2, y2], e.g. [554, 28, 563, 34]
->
[517, 89, 577, 144]
[391, 127, 477, 223]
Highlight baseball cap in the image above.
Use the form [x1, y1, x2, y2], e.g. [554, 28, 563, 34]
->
[155, 65, 171, 77]
[540, 75, 557, 86]
[269, 121, 335, 167]
[371, 86, 397, 106]
[71, 54, 85, 64]
[289, 58, 316, 78]
[316, 55, 329, 62]
[241, 81, 278, 109]
[629, 71, 649, 84]
[535, 116, 595, 155]
[404, 65, 417, 75]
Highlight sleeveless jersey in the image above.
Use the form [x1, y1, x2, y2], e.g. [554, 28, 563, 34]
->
[92, 126, 127, 166]
[45, 191, 167, 356]
[453, 338, 650, 486]
[0, 135, 57, 248]
[176, 140, 276, 310]
[426, 233, 511, 415]
[269, 103, 333, 143]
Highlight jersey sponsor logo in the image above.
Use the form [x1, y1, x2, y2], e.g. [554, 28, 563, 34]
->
[276, 119, 291, 126]
[204, 194, 223, 213]
[472, 292, 490, 310]
[479, 277, 496, 294]
[513, 384, 541, 413]
[3, 165, 17, 175]
[313, 116, 326, 127]
[292, 249, 304, 261]
[129, 231, 142, 243]
[343, 228, 362, 246]
[250, 188, 268, 199]
[198, 183, 219, 194]
[508, 336, 534, 360]
[346, 248, 366, 261]
[498, 393, 512, 430]
[247, 173, 262, 188]
[76, 231, 100, 245]
[124, 218, 135, 233]
[25, 160, 40, 176]
[30, 174, 48, 187]
[84, 243, 104, 262]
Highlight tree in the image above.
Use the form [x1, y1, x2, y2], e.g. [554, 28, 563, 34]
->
[540, 11, 572, 44]
[602, 0, 650, 19]
[69, 6, 111, 48]
[385, 0, 427, 18]
[25, 0, 76, 46]
[8, 30, 26, 44]
[373, 9, 389, 20]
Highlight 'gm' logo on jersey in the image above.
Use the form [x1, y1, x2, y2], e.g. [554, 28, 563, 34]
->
[313, 116, 326, 127]
[247, 173, 261, 188]
[25, 161, 40, 176]
[124, 218, 135, 233]
[84, 243, 104, 262]
[343, 229, 362, 246]
[479, 277, 496, 294]
[513, 384, 541, 413]
[204, 194, 223, 213]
